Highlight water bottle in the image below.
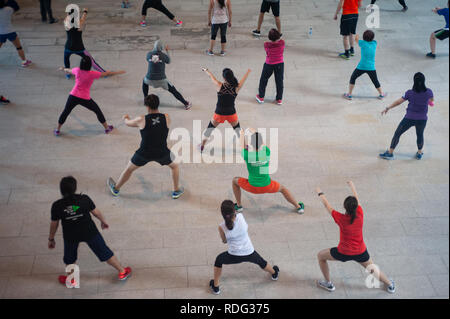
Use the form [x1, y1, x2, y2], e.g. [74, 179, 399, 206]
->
[308, 26, 313, 38]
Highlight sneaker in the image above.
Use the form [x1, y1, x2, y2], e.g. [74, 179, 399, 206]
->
[49, 18, 59, 24]
[0, 96, 10, 105]
[297, 202, 305, 215]
[271, 266, 280, 281]
[118, 267, 132, 281]
[220, 51, 226, 57]
[402, 6, 408, 12]
[349, 47, 355, 56]
[379, 150, 394, 160]
[105, 125, 114, 134]
[65, 74, 71, 80]
[415, 152, 423, 160]
[317, 279, 335, 292]
[53, 129, 60, 137]
[21, 60, 32, 67]
[58, 275, 76, 287]
[172, 187, 184, 199]
[206, 50, 214, 56]
[276, 100, 283, 105]
[184, 101, 192, 110]
[387, 279, 396, 294]
[378, 93, 387, 100]
[426, 52, 436, 59]
[234, 203, 243, 212]
[343, 93, 352, 100]
[255, 95, 264, 104]
[209, 279, 221, 295]
[140, 20, 147, 27]
[338, 53, 350, 60]
[107, 177, 120, 197]
[176, 20, 183, 27]
[252, 29, 261, 37]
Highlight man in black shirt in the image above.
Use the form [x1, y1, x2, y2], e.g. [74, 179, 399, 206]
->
[107, 94, 184, 199]
[49, 176, 131, 285]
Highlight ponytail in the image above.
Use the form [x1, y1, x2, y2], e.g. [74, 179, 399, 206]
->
[221, 200, 236, 230]
[344, 196, 358, 225]
[412, 72, 427, 93]
[222, 68, 239, 88]
[218, 0, 225, 8]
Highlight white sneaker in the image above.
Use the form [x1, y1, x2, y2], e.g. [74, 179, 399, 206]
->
[317, 279, 335, 292]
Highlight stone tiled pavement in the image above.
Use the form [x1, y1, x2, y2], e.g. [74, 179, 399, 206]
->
[0, 0, 448, 299]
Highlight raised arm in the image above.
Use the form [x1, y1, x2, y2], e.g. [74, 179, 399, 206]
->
[123, 115, 145, 128]
[59, 67, 74, 75]
[237, 69, 251, 92]
[79, 8, 88, 29]
[91, 208, 109, 230]
[315, 187, 334, 215]
[334, 0, 344, 20]
[7, 0, 20, 12]
[381, 97, 406, 115]
[218, 226, 227, 244]
[202, 68, 222, 89]
[346, 181, 360, 205]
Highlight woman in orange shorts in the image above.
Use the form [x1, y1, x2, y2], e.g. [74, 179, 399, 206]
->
[199, 67, 251, 151]
[232, 128, 305, 214]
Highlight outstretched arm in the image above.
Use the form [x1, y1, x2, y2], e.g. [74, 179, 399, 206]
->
[123, 115, 145, 128]
[347, 181, 360, 205]
[381, 97, 406, 115]
[237, 69, 251, 92]
[59, 67, 74, 74]
[315, 187, 334, 215]
[100, 70, 126, 78]
[79, 8, 88, 28]
[202, 68, 222, 89]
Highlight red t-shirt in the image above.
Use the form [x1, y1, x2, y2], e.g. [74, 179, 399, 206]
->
[343, 0, 360, 15]
[332, 205, 366, 255]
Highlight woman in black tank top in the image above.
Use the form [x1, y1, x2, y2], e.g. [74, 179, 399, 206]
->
[63, 8, 106, 78]
[199, 68, 251, 152]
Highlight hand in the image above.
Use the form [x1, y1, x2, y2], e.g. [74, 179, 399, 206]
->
[165, 45, 169, 51]
[123, 114, 130, 120]
[346, 181, 354, 187]
[247, 69, 251, 73]
[101, 222, 109, 230]
[239, 128, 244, 136]
[48, 239, 56, 249]
[58, 67, 64, 71]
[334, 14, 338, 20]
[315, 187, 322, 194]
[208, 21, 211, 27]
[228, 21, 232, 27]
[117, 70, 126, 75]
[381, 107, 389, 116]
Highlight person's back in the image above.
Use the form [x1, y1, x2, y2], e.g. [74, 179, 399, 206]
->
[0, 5, 14, 35]
[243, 145, 271, 187]
[70, 68, 101, 100]
[343, 0, 360, 15]
[146, 40, 170, 81]
[212, 0, 228, 24]
[332, 206, 366, 255]
[65, 28, 85, 51]
[221, 213, 254, 256]
[137, 113, 169, 158]
[404, 88, 433, 120]
[357, 39, 377, 70]
[216, 82, 237, 115]
[264, 39, 285, 65]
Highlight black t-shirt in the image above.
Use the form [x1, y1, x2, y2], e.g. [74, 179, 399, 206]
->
[51, 194, 99, 242]
[65, 28, 85, 51]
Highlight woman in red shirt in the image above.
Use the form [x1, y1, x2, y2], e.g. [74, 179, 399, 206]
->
[315, 181, 395, 293]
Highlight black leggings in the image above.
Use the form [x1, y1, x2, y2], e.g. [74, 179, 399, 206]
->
[142, 81, 188, 106]
[259, 62, 284, 101]
[390, 117, 427, 150]
[211, 23, 228, 43]
[204, 120, 240, 138]
[58, 95, 106, 125]
[39, 0, 54, 21]
[371, 0, 407, 9]
[214, 251, 268, 269]
[350, 68, 380, 88]
[142, 0, 175, 20]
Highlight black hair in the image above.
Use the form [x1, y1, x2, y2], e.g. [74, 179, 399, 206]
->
[222, 68, 239, 88]
[251, 132, 263, 150]
[60, 176, 77, 198]
[218, 0, 225, 9]
[221, 200, 236, 230]
[79, 56, 92, 71]
[363, 30, 375, 42]
[412, 72, 427, 93]
[344, 196, 358, 224]
[0, 0, 5, 9]
[268, 28, 281, 42]
[144, 94, 160, 109]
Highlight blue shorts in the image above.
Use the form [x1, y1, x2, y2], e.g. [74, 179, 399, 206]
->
[63, 233, 114, 265]
[0, 32, 18, 44]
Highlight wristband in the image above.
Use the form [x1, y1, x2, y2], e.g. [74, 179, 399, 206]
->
[318, 192, 324, 197]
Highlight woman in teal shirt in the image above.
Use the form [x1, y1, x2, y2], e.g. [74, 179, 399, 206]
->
[343, 30, 386, 100]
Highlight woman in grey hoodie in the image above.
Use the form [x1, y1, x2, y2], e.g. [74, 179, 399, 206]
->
[142, 40, 191, 110]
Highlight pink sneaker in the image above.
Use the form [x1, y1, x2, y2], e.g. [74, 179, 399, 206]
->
[105, 125, 114, 134]
[276, 100, 283, 105]
[255, 95, 264, 104]
[140, 20, 147, 27]
[21, 60, 32, 67]
[176, 20, 183, 27]
[53, 129, 60, 137]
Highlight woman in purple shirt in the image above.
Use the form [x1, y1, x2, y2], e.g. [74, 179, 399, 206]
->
[379, 72, 434, 160]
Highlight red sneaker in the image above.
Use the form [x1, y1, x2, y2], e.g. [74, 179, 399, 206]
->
[118, 267, 132, 281]
[255, 95, 264, 104]
[58, 275, 76, 287]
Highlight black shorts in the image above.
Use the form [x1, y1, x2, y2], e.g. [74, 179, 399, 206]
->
[261, 1, 280, 17]
[63, 233, 114, 265]
[434, 28, 449, 41]
[214, 251, 268, 269]
[330, 247, 370, 263]
[340, 14, 359, 36]
[131, 151, 173, 167]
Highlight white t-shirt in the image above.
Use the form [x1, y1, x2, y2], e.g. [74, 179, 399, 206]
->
[0, 7, 14, 35]
[220, 213, 254, 256]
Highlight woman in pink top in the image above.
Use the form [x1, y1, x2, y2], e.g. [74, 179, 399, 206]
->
[54, 56, 125, 136]
[256, 29, 285, 105]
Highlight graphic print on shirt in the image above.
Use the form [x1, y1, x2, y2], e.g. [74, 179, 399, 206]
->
[64, 205, 83, 221]
[151, 54, 162, 63]
[151, 116, 160, 126]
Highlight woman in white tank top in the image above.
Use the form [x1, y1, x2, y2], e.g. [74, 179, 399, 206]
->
[207, 0, 232, 56]
[209, 200, 280, 295]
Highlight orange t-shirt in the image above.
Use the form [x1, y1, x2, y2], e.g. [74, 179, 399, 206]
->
[343, 0, 360, 15]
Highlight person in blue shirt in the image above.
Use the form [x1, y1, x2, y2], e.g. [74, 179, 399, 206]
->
[343, 30, 386, 100]
[427, 1, 449, 59]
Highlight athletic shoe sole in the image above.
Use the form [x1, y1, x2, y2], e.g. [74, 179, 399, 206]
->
[172, 188, 184, 199]
[255, 96, 264, 104]
[317, 281, 335, 292]
[271, 266, 280, 281]
[107, 177, 119, 196]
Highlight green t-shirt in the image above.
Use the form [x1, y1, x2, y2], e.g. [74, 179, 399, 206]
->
[242, 146, 271, 187]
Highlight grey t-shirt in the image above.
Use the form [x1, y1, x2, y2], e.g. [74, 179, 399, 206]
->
[145, 50, 170, 81]
[0, 7, 14, 35]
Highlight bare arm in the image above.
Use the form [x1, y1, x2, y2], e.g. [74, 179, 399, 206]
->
[165, 113, 171, 127]
[227, 0, 232, 26]
[315, 187, 334, 215]
[334, 0, 344, 19]
[123, 115, 145, 128]
[79, 8, 88, 29]
[91, 208, 109, 230]
[48, 221, 59, 249]
[381, 97, 406, 115]
[100, 70, 126, 78]
[202, 68, 222, 89]
[237, 69, 251, 92]
[218, 226, 227, 244]
[208, 0, 213, 25]
[346, 181, 360, 205]
[59, 67, 74, 75]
